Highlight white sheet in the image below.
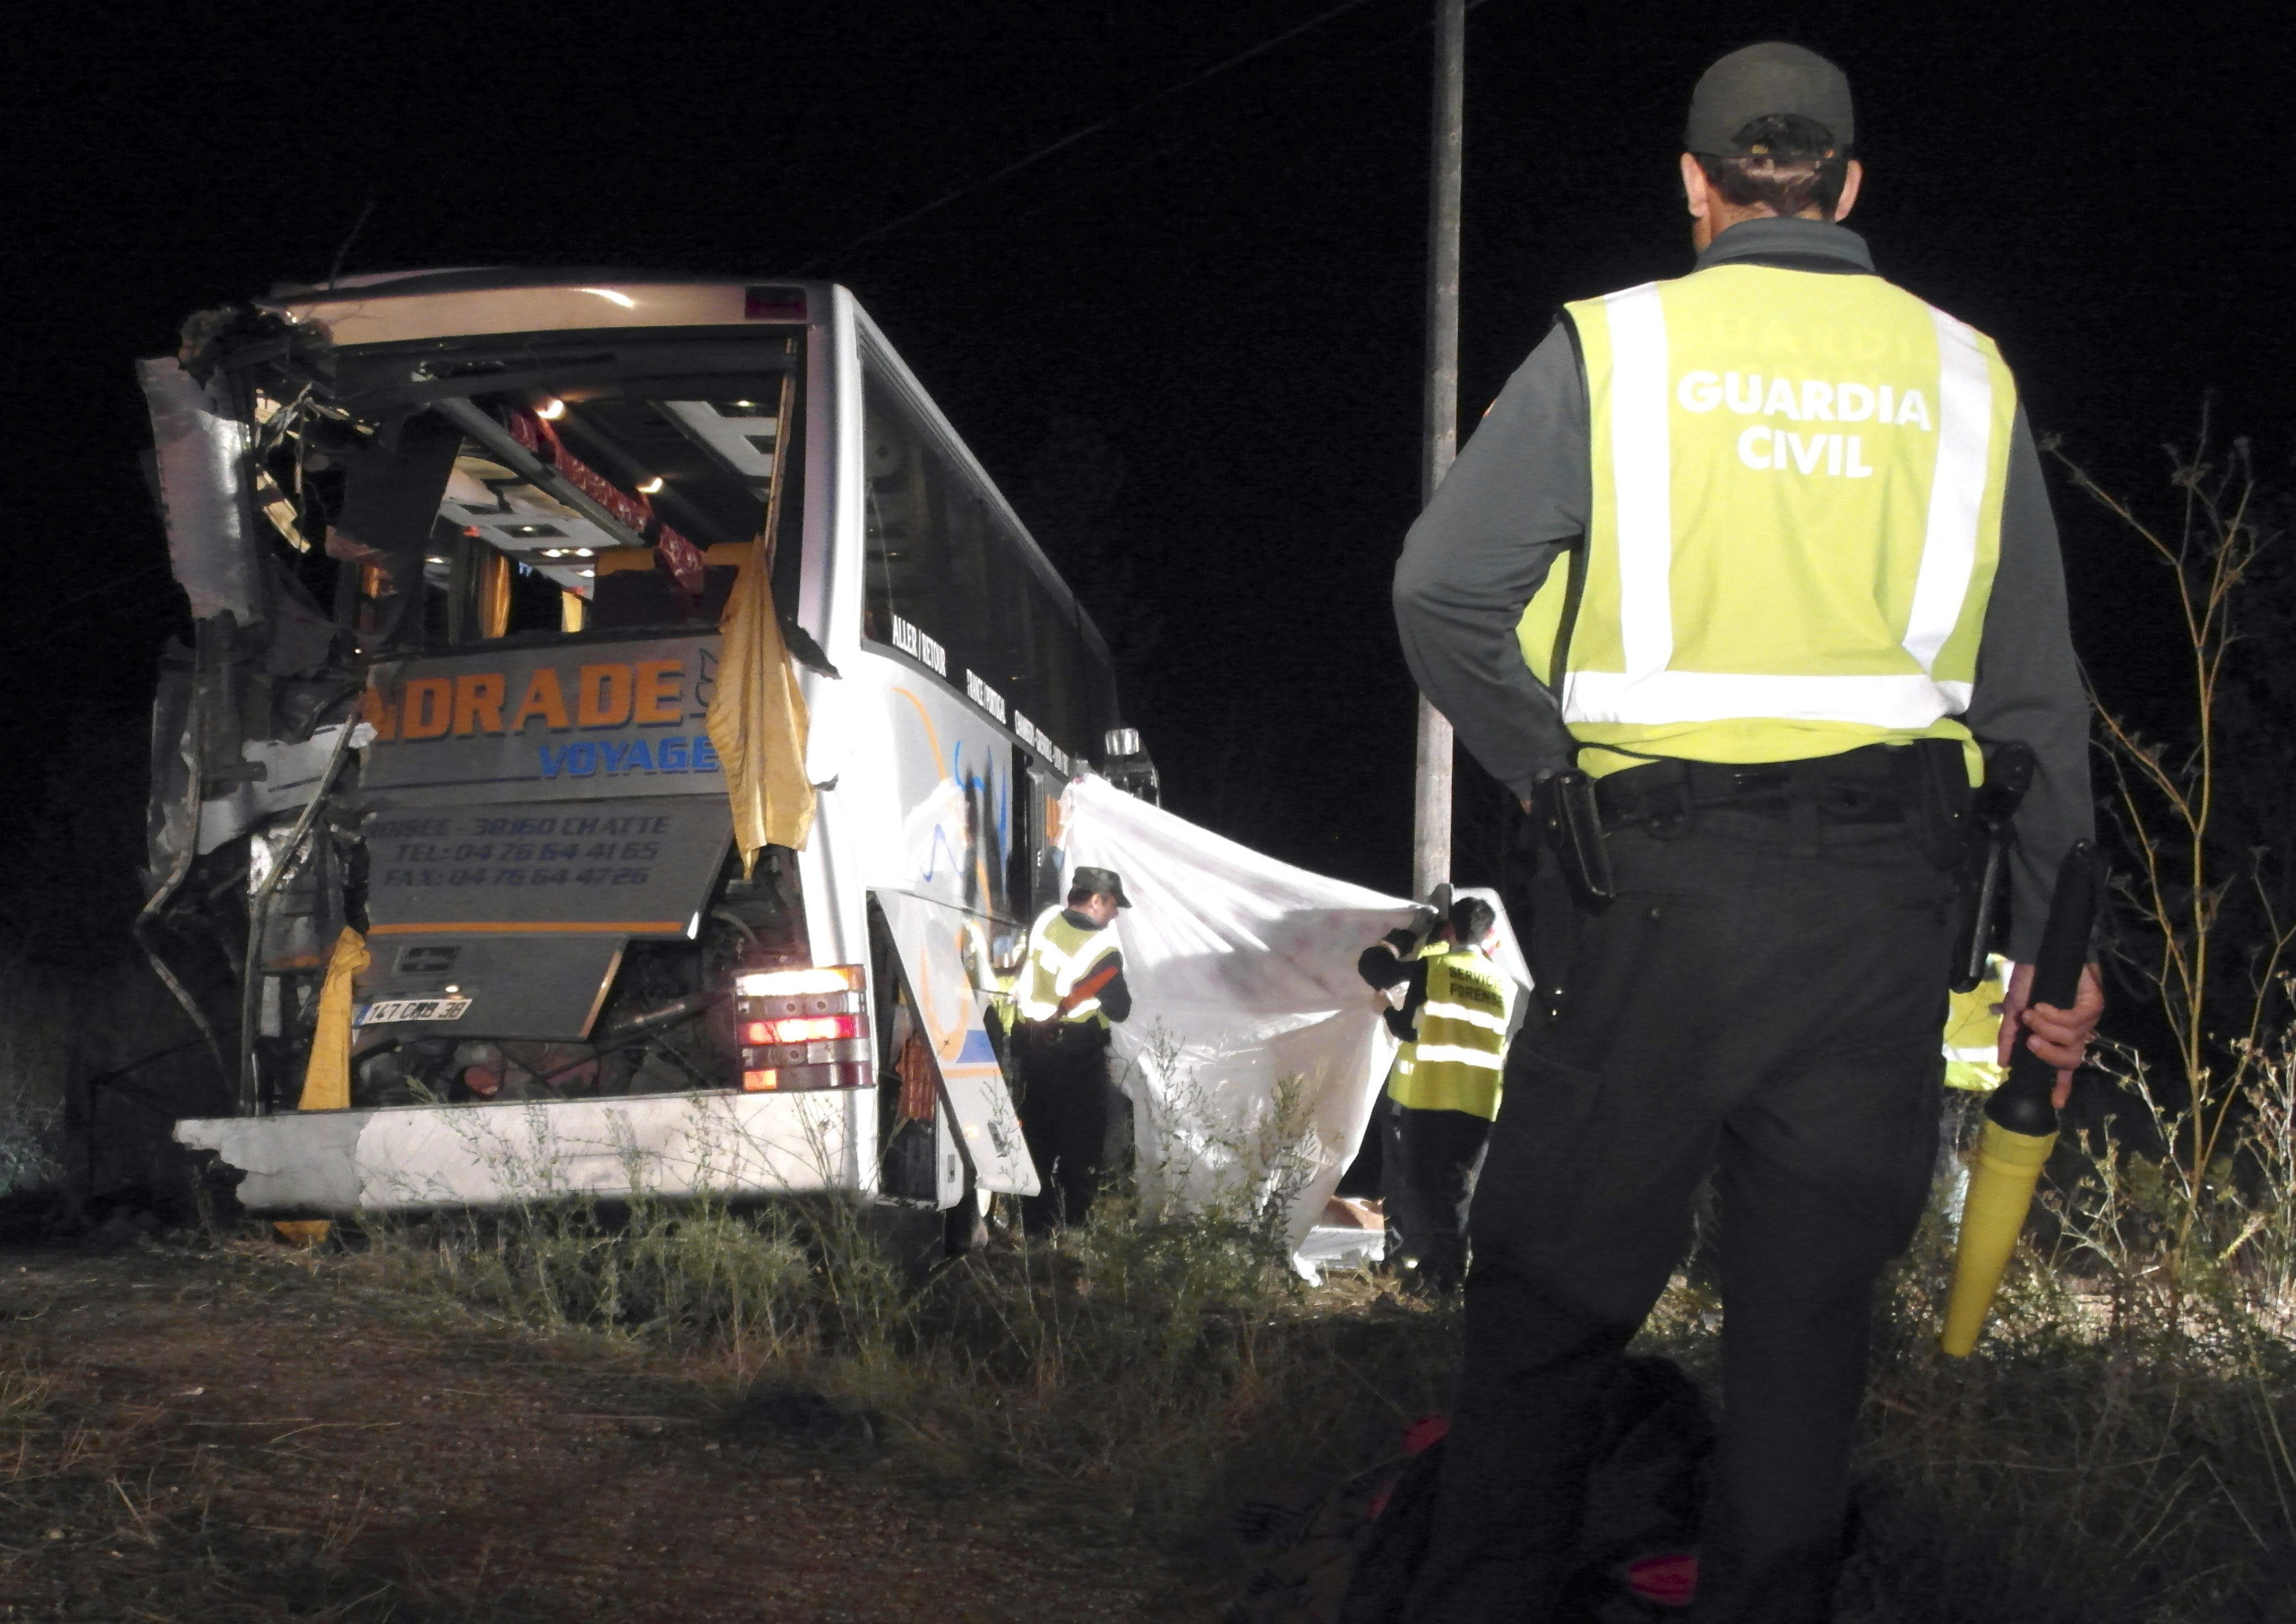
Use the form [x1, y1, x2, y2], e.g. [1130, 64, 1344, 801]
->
[1059, 775, 1530, 1270]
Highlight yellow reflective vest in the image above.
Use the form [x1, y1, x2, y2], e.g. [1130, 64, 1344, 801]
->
[1387, 945, 1515, 1119]
[1944, 955, 2009, 1094]
[1517, 264, 2019, 776]
[1015, 905, 1119, 1028]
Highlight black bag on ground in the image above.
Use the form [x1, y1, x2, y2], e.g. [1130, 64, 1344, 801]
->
[1292, 1356, 1712, 1624]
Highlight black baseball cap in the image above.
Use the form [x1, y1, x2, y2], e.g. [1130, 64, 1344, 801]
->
[1071, 866, 1131, 908]
[1685, 42, 1854, 157]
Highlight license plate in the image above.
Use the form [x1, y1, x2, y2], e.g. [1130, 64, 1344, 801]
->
[359, 996, 473, 1026]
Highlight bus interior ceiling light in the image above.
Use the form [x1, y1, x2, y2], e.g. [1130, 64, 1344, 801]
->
[536, 398, 566, 419]
[637, 476, 664, 494]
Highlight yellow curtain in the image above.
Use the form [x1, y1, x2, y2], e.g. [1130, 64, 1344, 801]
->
[296, 927, 370, 1112]
[477, 551, 512, 638]
[707, 544, 814, 872]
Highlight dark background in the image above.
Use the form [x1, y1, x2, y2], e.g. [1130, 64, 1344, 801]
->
[4, 0, 2291, 936]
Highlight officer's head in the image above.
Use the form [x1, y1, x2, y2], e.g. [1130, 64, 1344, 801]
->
[1067, 866, 1131, 927]
[1680, 43, 1863, 251]
[1449, 896, 1498, 952]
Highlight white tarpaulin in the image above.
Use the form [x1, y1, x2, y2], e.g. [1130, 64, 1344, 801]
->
[1059, 775, 1530, 1270]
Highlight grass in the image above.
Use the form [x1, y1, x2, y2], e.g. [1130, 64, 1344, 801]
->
[0, 958, 67, 1202]
[264, 1075, 2284, 1624]
[1852, 1062, 2296, 1622]
[340, 1182, 1458, 1545]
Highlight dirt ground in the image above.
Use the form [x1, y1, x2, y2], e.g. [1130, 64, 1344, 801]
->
[0, 1238, 1229, 1622]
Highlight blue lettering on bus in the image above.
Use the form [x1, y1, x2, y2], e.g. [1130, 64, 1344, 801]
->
[536, 734, 719, 778]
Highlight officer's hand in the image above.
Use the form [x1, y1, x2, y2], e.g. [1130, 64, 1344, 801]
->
[1999, 961, 2105, 1109]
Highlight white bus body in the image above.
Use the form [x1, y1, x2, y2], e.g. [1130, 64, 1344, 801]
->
[156, 272, 1144, 1220]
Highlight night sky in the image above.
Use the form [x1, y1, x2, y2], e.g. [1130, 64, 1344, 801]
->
[7, 0, 2291, 914]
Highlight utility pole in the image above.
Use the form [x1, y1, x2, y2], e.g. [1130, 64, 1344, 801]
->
[1413, 0, 1464, 900]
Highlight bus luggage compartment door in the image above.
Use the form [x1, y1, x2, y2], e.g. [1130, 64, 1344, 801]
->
[871, 890, 1037, 1197]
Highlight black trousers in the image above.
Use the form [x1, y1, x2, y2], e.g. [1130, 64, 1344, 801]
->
[1016, 1022, 1112, 1231]
[1382, 1101, 1492, 1293]
[1403, 808, 1953, 1624]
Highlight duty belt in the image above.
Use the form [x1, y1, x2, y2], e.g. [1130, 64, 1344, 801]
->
[1593, 741, 1967, 856]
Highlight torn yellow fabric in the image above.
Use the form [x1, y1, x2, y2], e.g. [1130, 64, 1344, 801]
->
[296, 926, 370, 1112]
[707, 547, 815, 872]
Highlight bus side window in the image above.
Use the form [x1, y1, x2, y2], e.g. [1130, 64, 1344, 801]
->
[862, 374, 937, 647]
[861, 368, 1032, 704]
[860, 363, 1120, 768]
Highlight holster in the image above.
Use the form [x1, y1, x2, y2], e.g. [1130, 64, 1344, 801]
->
[1533, 770, 1616, 909]
[1947, 741, 2035, 993]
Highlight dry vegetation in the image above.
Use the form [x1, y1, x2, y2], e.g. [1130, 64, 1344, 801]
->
[8, 1115, 2290, 1622]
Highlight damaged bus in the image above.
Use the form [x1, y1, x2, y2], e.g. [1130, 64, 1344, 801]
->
[142, 269, 1156, 1234]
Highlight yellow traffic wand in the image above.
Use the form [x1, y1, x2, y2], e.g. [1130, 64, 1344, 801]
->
[1940, 840, 2099, 1357]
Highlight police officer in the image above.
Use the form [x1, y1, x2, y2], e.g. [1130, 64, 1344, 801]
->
[1383, 43, 2107, 1621]
[1937, 954, 2011, 1230]
[1014, 865, 1134, 1231]
[1359, 896, 1516, 1293]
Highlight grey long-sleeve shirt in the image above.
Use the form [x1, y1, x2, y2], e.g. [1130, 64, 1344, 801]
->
[1393, 217, 2093, 960]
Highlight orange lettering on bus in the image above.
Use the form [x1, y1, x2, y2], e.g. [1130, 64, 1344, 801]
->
[401, 678, 453, 740]
[510, 667, 572, 732]
[632, 659, 683, 724]
[453, 673, 507, 735]
[360, 683, 397, 742]
[577, 664, 633, 727]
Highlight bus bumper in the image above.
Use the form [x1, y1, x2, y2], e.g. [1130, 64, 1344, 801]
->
[173, 1089, 872, 1215]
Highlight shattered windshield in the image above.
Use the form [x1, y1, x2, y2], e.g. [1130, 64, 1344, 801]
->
[240, 331, 805, 653]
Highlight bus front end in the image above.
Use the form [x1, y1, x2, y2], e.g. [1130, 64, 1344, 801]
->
[149, 268, 1131, 1226]
[152, 272, 881, 1214]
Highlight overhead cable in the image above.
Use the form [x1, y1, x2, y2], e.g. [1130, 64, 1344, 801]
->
[793, 0, 1396, 273]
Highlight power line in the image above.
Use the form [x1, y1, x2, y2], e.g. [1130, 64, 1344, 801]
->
[986, 0, 1490, 240]
[791, 0, 1395, 274]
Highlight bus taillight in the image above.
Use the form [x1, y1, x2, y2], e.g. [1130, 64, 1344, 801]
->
[735, 964, 870, 1090]
[735, 967, 862, 997]
[743, 1013, 864, 1045]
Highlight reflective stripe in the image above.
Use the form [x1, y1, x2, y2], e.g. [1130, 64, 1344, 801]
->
[1409, 1044, 1504, 1071]
[1018, 906, 1117, 1025]
[1946, 1044, 1998, 1063]
[1606, 283, 1673, 684]
[1563, 670, 1973, 727]
[1904, 308, 1994, 675]
[1420, 999, 1508, 1033]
